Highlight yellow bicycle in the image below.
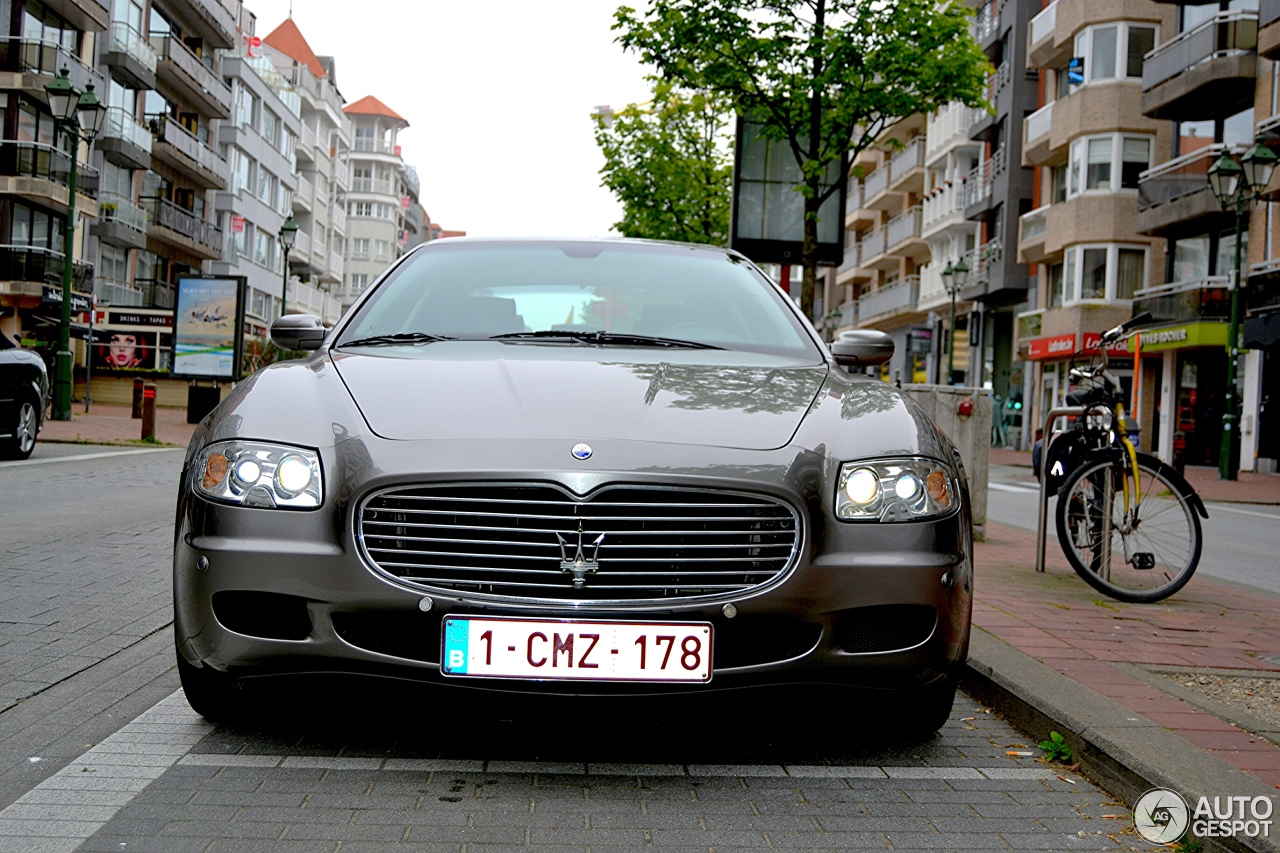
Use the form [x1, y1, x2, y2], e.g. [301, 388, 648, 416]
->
[1053, 314, 1208, 603]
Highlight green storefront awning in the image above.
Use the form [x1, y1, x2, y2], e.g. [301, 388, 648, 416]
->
[1135, 321, 1228, 353]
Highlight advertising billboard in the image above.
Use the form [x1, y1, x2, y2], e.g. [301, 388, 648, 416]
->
[172, 276, 246, 380]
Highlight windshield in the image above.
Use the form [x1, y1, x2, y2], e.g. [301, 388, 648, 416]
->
[336, 241, 820, 358]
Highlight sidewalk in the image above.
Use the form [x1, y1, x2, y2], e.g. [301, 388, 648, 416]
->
[38, 402, 198, 448]
[992, 446, 1280, 504]
[973, 520, 1280, 790]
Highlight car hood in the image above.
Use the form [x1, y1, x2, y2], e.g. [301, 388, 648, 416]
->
[330, 343, 829, 450]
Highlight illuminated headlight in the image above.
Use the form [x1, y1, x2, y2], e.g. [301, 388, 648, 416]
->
[194, 441, 322, 509]
[836, 458, 957, 522]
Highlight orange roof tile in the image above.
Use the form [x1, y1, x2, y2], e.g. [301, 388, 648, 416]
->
[344, 95, 407, 123]
[263, 18, 326, 79]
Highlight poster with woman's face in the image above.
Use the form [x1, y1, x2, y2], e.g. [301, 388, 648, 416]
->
[93, 331, 159, 371]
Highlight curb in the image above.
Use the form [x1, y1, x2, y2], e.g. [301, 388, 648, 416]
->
[962, 628, 1280, 853]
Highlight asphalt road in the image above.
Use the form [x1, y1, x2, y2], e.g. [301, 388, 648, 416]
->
[986, 463, 1280, 596]
[0, 446, 1145, 851]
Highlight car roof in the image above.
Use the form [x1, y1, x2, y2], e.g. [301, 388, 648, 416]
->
[410, 236, 747, 259]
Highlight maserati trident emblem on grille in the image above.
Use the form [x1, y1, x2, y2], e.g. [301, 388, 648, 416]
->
[571, 443, 592, 460]
[557, 523, 605, 589]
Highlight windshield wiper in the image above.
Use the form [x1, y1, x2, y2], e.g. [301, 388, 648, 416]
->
[490, 330, 724, 350]
[341, 332, 456, 347]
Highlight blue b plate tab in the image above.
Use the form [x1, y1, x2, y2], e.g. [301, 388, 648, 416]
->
[441, 617, 469, 675]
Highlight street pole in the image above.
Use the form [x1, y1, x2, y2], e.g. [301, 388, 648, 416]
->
[52, 132, 79, 421]
[1219, 202, 1245, 481]
[947, 283, 957, 385]
[280, 249, 289, 319]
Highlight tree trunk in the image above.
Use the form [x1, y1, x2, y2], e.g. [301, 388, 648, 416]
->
[800, 190, 821, 320]
[800, 0, 826, 322]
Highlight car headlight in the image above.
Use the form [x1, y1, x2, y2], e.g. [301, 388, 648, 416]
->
[194, 441, 323, 509]
[836, 457, 957, 522]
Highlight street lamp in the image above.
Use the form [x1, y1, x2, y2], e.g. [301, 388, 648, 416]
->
[940, 257, 969, 385]
[1207, 135, 1278, 480]
[277, 213, 298, 318]
[45, 68, 105, 421]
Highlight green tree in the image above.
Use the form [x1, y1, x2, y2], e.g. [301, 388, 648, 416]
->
[615, 0, 991, 316]
[594, 80, 733, 245]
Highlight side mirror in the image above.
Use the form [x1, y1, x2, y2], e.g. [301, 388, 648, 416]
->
[831, 330, 894, 368]
[270, 313, 325, 351]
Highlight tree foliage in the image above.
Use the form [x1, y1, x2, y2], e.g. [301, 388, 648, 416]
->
[594, 81, 733, 245]
[614, 0, 991, 315]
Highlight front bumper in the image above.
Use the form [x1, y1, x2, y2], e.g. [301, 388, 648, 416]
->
[174, 437, 973, 695]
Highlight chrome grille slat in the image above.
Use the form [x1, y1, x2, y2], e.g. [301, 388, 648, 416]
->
[358, 484, 800, 603]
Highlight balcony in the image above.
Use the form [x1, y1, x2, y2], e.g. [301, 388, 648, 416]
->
[103, 22, 156, 90]
[1023, 85, 1159, 170]
[0, 245, 93, 297]
[926, 101, 982, 163]
[1142, 11, 1258, 121]
[98, 277, 174, 309]
[352, 176, 395, 195]
[921, 182, 966, 236]
[1132, 277, 1230, 324]
[149, 34, 233, 120]
[293, 173, 314, 212]
[98, 107, 152, 171]
[886, 205, 926, 259]
[1023, 102, 1054, 166]
[90, 193, 149, 251]
[888, 138, 926, 193]
[858, 276, 921, 326]
[160, 0, 237, 50]
[972, 0, 999, 46]
[39, 0, 107, 31]
[835, 240, 870, 285]
[354, 138, 398, 155]
[148, 115, 229, 190]
[1262, 0, 1280, 59]
[0, 37, 107, 99]
[918, 261, 953, 311]
[1137, 145, 1237, 236]
[331, 204, 348, 234]
[861, 164, 895, 210]
[966, 240, 1005, 288]
[0, 141, 98, 217]
[143, 196, 223, 259]
[1027, 0, 1163, 70]
[333, 159, 350, 190]
[329, 251, 344, 280]
[859, 227, 888, 268]
[1018, 206, 1050, 264]
[963, 146, 1006, 213]
[831, 300, 859, 330]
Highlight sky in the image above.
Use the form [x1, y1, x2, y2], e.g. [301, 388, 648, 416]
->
[244, 0, 654, 237]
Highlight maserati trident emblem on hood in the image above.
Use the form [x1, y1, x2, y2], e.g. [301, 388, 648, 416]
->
[557, 523, 605, 589]
[571, 443, 592, 460]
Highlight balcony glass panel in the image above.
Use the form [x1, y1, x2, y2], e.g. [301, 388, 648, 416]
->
[109, 22, 156, 73]
[1264, 0, 1280, 28]
[0, 141, 98, 198]
[149, 34, 232, 111]
[1142, 11, 1258, 92]
[1030, 0, 1057, 46]
[887, 205, 923, 247]
[889, 138, 925, 183]
[1138, 144, 1237, 209]
[101, 107, 153, 154]
[859, 276, 920, 319]
[861, 226, 887, 259]
[1020, 206, 1049, 242]
[0, 37, 105, 93]
[97, 192, 148, 233]
[150, 115, 229, 183]
[862, 164, 889, 199]
[0, 244, 92, 290]
[1026, 101, 1053, 144]
[1132, 276, 1230, 323]
[143, 196, 223, 252]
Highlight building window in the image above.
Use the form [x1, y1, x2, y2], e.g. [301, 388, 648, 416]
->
[349, 273, 369, 292]
[260, 109, 279, 148]
[1067, 134, 1153, 196]
[22, 0, 81, 56]
[351, 237, 369, 257]
[374, 239, 388, 258]
[230, 215, 248, 260]
[1070, 23, 1158, 87]
[254, 228, 273, 268]
[1168, 229, 1246, 283]
[1048, 261, 1065, 308]
[1062, 244, 1148, 303]
[257, 168, 276, 205]
[349, 201, 373, 217]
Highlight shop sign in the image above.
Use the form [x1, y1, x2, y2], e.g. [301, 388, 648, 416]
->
[1135, 321, 1227, 353]
[231, 215, 245, 233]
[40, 285, 92, 313]
[1081, 332, 1134, 355]
[1026, 333, 1077, 360]
[108, 311, 173, 329]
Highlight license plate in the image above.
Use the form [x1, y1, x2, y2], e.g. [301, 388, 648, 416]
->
[441, 616, 713, 683]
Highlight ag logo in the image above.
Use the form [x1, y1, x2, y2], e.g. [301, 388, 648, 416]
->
[1134, 788, 1190, 844]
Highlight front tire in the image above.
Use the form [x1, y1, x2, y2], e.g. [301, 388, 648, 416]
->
[0, 399, 38, 460]
[176, 651, 242, 722]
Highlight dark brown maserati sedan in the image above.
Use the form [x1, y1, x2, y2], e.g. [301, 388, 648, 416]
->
[173, 238, 973, 732]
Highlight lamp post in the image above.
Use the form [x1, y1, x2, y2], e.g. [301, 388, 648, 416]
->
[1207, 135, 1278, 481]
[277, 213, 298, 318]
[940, 257, 970, 385]
[44, 68, 105, 421]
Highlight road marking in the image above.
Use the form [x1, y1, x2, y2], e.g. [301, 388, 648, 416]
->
[0, 690, 211, 853]
[989, 481, 1040, 493]
[1202, 503, 1280, 521]
[0, 447, 182, 469]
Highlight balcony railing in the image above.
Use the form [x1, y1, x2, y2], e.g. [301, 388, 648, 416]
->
[98, 277, 173, 308]
[887, 205, 923, 248]
[967, 239, 1004, 284]
[1143, 11, 1258, 92]
[333, 159, 350, 188]
[922, 183, 965, 228]
[109, 21, 157, 73]
[143, 196, 222, 252]
[353, 138, 397, 154]
[860, 226, 887, 260]
[963, 147, 1006, 207]
[1025, 101, 1053, 144]
[149, 34, 232, 113]
[1017, 308, 1045, 343]
[401, 166, 421, 200]
[862, 164, 889, 200]
[331, 204, 347, 233]
[292, 229, 312, 258]
[845, 178, 863, 213]
[986, 61, 1011, 103]
[329, 251, 344, 278]
[1029, 0, 1057, 47]
[101, 107, 153, 154]
[295, 173, 314, 206]
[97, 192, 148, 233]
[1132, 276, 1231, 323]
[833, 300, 858, 328]
[0, 244, 93, 291]
[0, 141, 98, 199]
[0, 37, 106, 94]
[889, 138, 925, 184]
[1138, 144, 1239, 209]
[149, 115, 229, 183]
[1020, 205, 1050, 243]
[972, 0, 998, 42]
[352, 176, 394, 194]
[860, 276, 921, 321]
[927, 101, 976, 158]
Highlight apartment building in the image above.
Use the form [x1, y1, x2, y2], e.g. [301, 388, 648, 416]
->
[1250, 1, 1280, 472]
[340, 94, 413, 310]
[0, 0, 109, 351]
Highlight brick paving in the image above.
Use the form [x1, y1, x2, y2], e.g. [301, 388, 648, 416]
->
[38, 403, 198, 448]
[974, 519, 1280, 788]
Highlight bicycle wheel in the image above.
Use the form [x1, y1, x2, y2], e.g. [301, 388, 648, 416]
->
[1054, 454, 1201, 603]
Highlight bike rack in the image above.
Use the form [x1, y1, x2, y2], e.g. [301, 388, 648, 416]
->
[1036, 405, 1086, 573]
